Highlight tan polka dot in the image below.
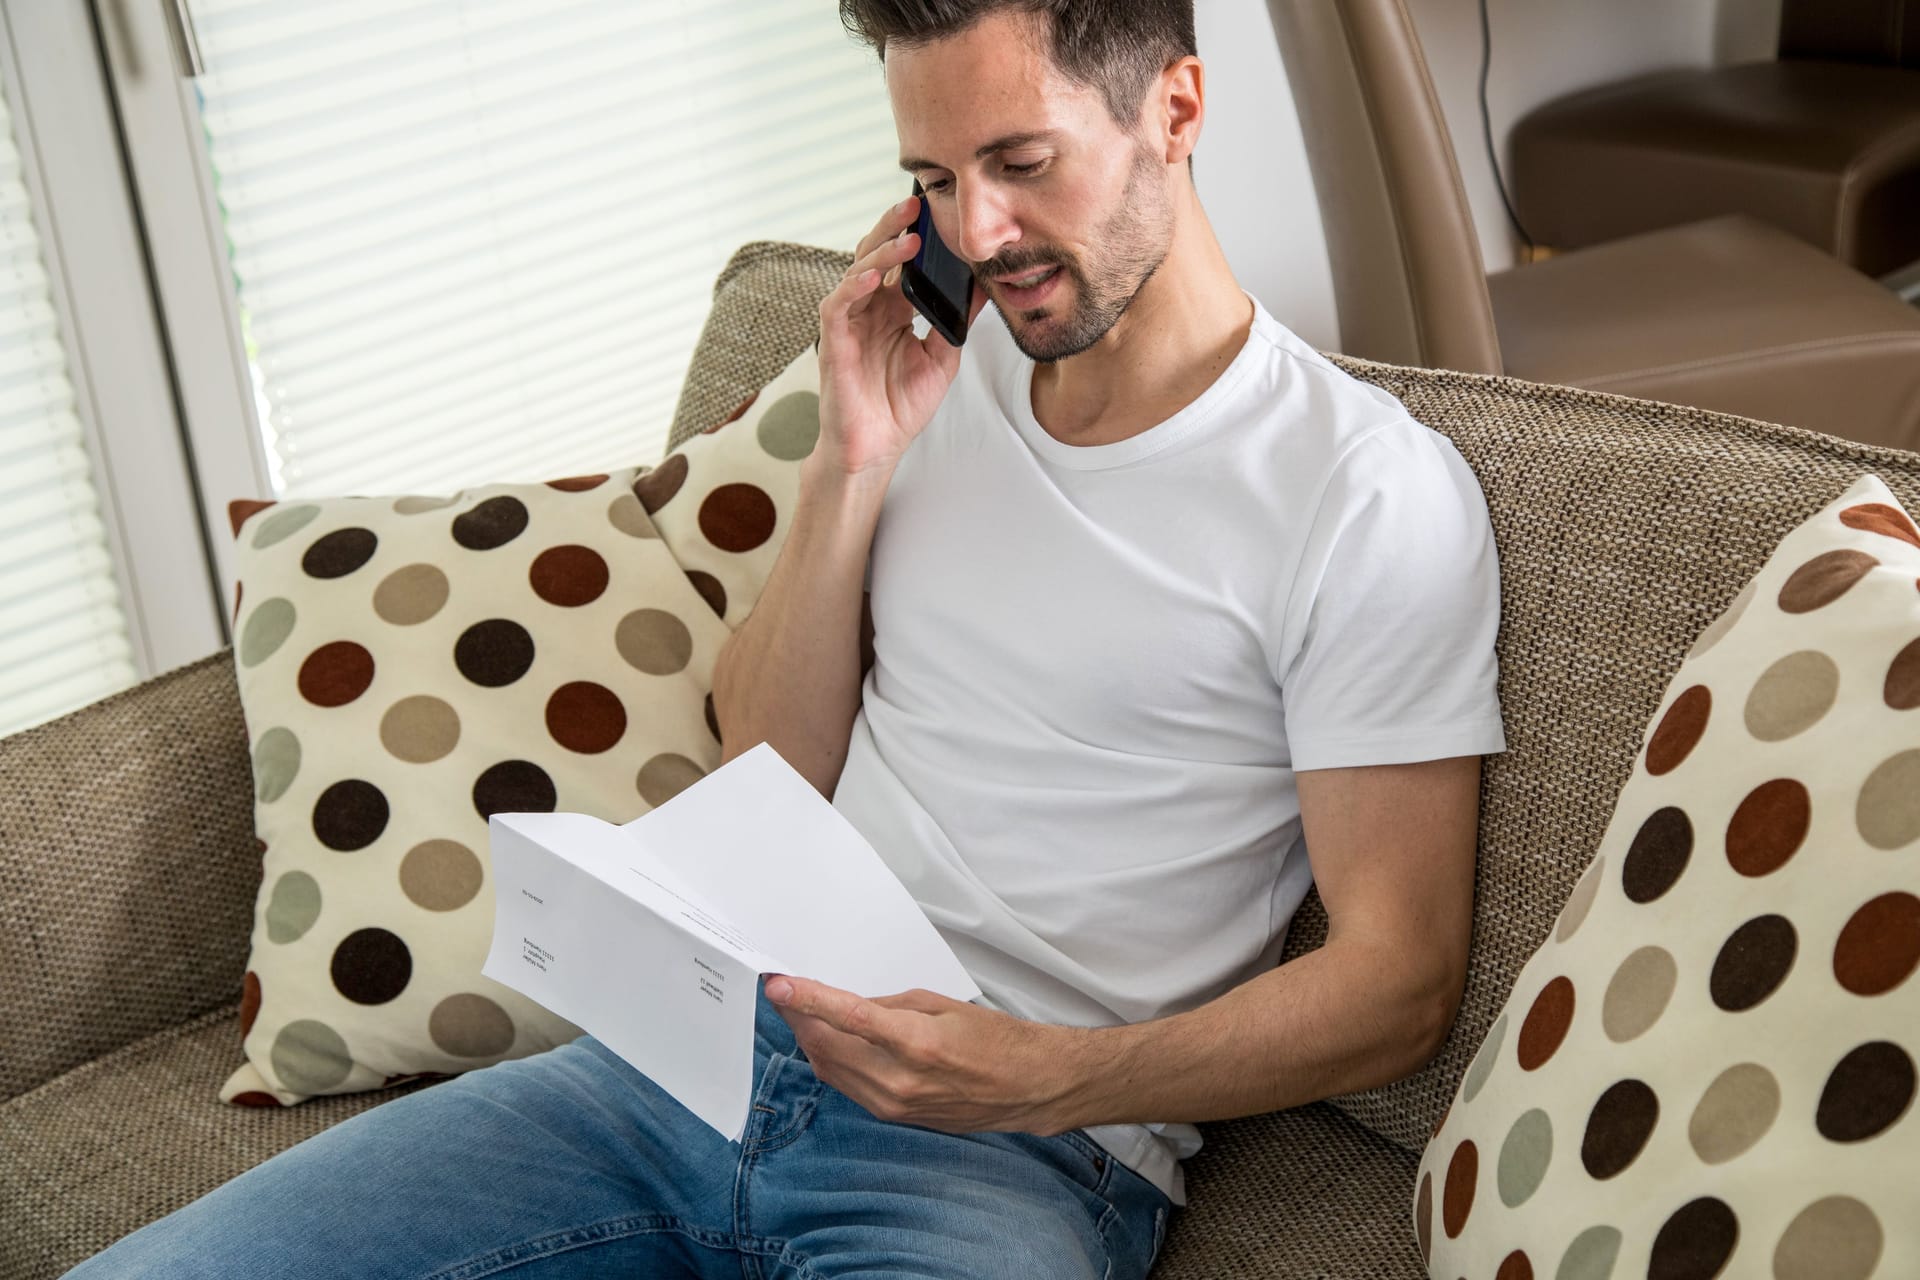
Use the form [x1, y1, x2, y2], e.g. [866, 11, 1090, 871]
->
[298, 641, 375, 707]
[392, 493, 460, 515]
[1646, 686, 1710, 775]
[1688, 1062, 1779, 1164]
[1688, 578, 1756, 658]
[399, 839, 484, 912]
[616, 608, 694, 676]
[634, 453, 689, 513]
[1834, 892, 1920, 996]
[1858, 749, 1920, 849]
[373, 563, 450, 625]
[429, 992, 516, 1057]
[1885, 636, 1920, 711]
[1517, 977, 1575, 1070]
[1724, 778, 1810, 877]
[607, 491, 658, 538]
[1779, 549, 1877, 613]
[380, 695, 461, 763]
[1602, 945, 1676, 1042]
[637, 753, 707, 808]
[1773, 1196, 1884, 1280]
[1555, 856, 1604, 942]
[1840, 501, 1920, 550]
[1442, 1139, 1477, 1238]
[1743, 650, 1839, 740]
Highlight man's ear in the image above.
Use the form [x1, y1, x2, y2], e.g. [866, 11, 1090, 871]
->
[1157, 55, 1205, 167]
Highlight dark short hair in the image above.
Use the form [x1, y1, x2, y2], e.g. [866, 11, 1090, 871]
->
[839, 0, 1197, 127]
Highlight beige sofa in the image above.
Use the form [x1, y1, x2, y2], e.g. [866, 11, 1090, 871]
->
[4, 241, 1917, 1279]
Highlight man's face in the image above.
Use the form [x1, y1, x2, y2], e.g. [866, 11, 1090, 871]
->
[887, 14, 1175, 363]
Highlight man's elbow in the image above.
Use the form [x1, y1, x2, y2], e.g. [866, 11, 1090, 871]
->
[1401, 956, 1469, 1074]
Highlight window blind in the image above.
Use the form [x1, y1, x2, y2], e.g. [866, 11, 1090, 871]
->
[185, 0, 906, 499]
[0, 68, 138, 738]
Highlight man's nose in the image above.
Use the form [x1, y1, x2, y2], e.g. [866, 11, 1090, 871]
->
[951, 181, 1017, 267]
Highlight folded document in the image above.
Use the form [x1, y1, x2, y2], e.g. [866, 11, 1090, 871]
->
[481, 741, 979, 1139]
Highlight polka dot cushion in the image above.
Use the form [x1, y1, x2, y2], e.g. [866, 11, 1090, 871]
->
[218, 349, 821, 1107]
[1415, 473, 1920, 1280]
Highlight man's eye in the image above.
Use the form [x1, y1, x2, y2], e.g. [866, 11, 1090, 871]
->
[1005, 159, 1049, 177]
[922, 178, 953, 195]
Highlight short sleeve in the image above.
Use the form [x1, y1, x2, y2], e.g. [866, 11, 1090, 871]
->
[1273, 421, 1506, 772]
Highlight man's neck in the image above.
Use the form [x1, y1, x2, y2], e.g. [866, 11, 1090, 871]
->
[1029, 192, 1254, 448]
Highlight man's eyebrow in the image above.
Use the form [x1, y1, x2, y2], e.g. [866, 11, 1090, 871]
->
[898, 130, 1061, 174]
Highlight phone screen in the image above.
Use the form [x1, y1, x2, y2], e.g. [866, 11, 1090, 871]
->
[900, 180, 975, 347]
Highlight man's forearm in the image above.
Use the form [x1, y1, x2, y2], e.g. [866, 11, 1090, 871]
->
[710, 455, 891, 797]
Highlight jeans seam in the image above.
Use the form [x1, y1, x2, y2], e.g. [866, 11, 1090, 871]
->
[423, 1214, 729, 1280]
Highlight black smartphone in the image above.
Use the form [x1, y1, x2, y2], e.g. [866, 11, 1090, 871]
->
[898, 180, 975, 347]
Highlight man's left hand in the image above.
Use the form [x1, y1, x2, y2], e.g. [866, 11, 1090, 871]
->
[765, 975, 1087, 1135]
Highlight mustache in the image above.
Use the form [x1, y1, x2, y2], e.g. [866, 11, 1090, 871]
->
[973, 249, 1075, 281]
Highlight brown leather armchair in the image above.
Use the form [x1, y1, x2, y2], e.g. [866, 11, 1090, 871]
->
[1266, 0, 1920, 452]
[1509, 0, 1920, 276]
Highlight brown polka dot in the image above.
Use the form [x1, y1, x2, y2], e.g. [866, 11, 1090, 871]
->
[472, 759, 556, 820]
[634, 453, 689, 513]
[1841, 501, 1920, 549]
[1647, 1197, 1737, 1280]
[1517, 977, 1575, 1071]
[529, 545, 609, 607]
[1724, 779, 1810, 876]
[1858, 749, 1920, 849]
[1711, 914, 1797, 1011]
[1779, 549, 1877, 613]
[241, 970, 262, 1037]
[1582, 1078, 1659, 1179]
[687, 570, 728, 618]
[302, 527, 378, 579]
[544, 473, 607, 491]
[298, 641, 375, 707]
[1623, 807, 1692, 903]
[228, 497, 275, 537]
[707, 390, 759, 433]
[399, 839, 484, 912]
[1743, 650, 1839, 741]
[1834, 892, 1920, 996]
[616, 608, 694, 676]
[1646, 686, 1710, 775]
[607, 491, 658, 539]
[230, 1090, 283, 1109]
[698, 483, 777, 553]
[455, 618, 535, 687]
[451, 495, 529, 550]
[704, 692, 722, 744]
[1887, 637, 1920, 711]
[373, 563, 450, 626]
[330, 927, 412, 1005]
[231, 579, 243, 626]
[379, 695, 461, 763]
[1773, 1196, 1885, 1280]
[1441, 1139, 1476, 1238]
[429, 992, 516, 1058]
[1495, 1251, 1533, 1280]
[312, 779, 389, 851]
[546, 681, 627, 754]
[1817, 1041, 1915, 1141]
[637, 753, 706, 808]
[1415, 1171, 1433, 1263]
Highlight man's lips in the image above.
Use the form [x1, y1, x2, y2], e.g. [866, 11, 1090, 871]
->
[990, 265, 1060, 288]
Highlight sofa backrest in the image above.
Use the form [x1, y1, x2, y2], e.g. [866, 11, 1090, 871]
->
[674, 240, 1920, 1154]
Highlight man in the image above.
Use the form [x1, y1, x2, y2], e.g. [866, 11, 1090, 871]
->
[71, 3, 1500, 1276]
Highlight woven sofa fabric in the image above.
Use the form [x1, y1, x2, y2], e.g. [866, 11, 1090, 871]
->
[0, 649, 257, 1102]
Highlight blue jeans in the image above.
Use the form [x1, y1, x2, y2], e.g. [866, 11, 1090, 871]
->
[70, 988, 1172, 1278]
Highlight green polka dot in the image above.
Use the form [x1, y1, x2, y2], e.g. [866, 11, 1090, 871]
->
[239, 598, 297, 667]
[269, 1018, 352, 1093]
[252, 727, 302, 803]
[756, 390, 821, 461]
[265, 870, 322, 944]
[1462, 1012, 1507, 1102]
[1556, 1225, 1622, 1280]
[250, 503, 322, 549]
[1497, 1108, 1553, 1207]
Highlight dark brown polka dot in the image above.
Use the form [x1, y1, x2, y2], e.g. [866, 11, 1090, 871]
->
[529, 545, 609, 607]
[1648, 1197, 1738, 1280]
[330, 927, 412, 1004]
[472, 759, 557, 820]
[544, 473, 608, 492]
[704, 691, 722, 744]
[228, 497, 275, 537]
[1441, 1140, 1476, 1238]
[1886, 637, 1920, 711]
[687, 570, 728, 618]
[698, 483, 777, 553]
[1517, 976, 1575, 1070]
[1818, 1041, 1915, 1142]
[1582, 1078, 1659, 1178]
[1835, 893, 1920, 996]
[1495, 1250, 1533, 1280]
[298, 641, 375, 707]
[451, 495, 529, 550]
[546, 681, 627, 754]
[1415, 1171, 1432, 1263]
[1841, 501, 1920, 550]
[312, 779, 389, 851]
[1647, 686, 1710, 775]
[230, 1090, 283, 1108]
[1623, 807, 1692, 903]
[455, 619, 534, 687]
[1779, 549, 1877, 613]
[634, 453, 689, 514]
[1711, 914, 1797, 1011]
[301, 527, 378, 578]
[1724, 779, 1810, 877]
[241, 970, 262, 1037]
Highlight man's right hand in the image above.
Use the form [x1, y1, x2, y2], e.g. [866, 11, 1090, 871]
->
[813, 194, 989, 483]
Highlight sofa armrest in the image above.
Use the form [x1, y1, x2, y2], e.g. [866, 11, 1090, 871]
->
[0, 648, 258, 1101]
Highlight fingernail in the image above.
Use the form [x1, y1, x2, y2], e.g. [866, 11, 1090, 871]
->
[766, 977, 793, 1003]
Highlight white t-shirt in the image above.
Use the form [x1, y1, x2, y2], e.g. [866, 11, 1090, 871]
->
[830, 295, 1506, 1203]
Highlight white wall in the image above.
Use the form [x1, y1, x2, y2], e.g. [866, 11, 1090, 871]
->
[1193, 0, 1782, 349]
